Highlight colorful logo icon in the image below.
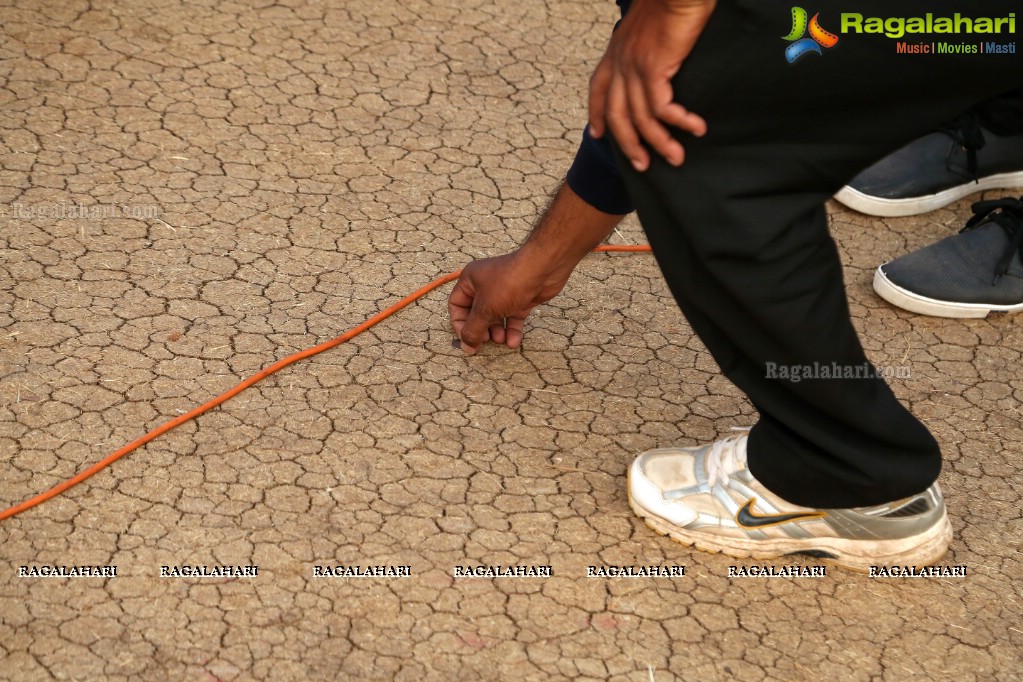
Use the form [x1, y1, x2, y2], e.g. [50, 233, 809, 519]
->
[783, 7, 839, 63]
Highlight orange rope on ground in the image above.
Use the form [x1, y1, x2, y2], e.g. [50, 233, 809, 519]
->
[0, 245, 651, 522]
[593, 244, 651, 252]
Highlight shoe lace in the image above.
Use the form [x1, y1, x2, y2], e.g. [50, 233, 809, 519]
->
[960, 195, 1023, 283]
[705, 429, 750, 488]
[939, 111, 986, 182]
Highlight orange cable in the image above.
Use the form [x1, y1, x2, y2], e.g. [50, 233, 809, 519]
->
[0, 245, 651, 521]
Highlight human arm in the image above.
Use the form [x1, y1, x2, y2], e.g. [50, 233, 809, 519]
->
[448, 182, 626, 354]
[588, 0, 717, 172]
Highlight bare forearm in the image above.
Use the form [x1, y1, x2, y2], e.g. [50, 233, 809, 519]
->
[517, 182, 626, 279]
[448, 182, 626, 354]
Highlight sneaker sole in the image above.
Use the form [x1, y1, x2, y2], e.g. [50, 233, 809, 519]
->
[873, 267, 1023, 318]
[628, 472, 953, 573]
[834, 170, 1023, 217]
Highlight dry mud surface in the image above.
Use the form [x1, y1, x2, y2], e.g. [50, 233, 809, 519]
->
[1, 1, 1021, 680]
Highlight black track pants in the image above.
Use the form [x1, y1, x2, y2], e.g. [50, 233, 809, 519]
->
[615, 1, 1023, 507]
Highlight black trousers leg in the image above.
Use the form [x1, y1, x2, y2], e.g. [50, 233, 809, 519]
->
[615, 1, 1023, 507]
[977, 88, 1023, 135]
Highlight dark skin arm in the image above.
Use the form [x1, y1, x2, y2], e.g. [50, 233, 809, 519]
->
[448, 0, 717, 353]
[589, 0, 717, 171]
[448, 183, 624, 354]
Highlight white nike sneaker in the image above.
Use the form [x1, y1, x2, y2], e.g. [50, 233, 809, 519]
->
[628, 433, 952, 572]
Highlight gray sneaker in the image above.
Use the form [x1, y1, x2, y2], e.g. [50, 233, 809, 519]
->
[835, 114, 1023, 218]
[628, 433, 952, 572]
[874, 196, 1023, 318]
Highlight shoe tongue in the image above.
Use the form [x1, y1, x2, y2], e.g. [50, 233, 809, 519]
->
[737, 435, 749, 467]
[723, 435, 749, 473]
[705, 435, 749, 488]
[1004, 234, 1023, 279]
[939, 112, 986, 179]
[964, 214, 1023, 278]
[994, 209, 1023, 278]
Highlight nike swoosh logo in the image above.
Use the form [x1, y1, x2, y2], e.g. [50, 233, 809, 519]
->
[735, 499, 827, 529]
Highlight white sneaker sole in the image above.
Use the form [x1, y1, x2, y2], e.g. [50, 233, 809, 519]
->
[834, 170, 1023, 217]
[873, 266, 1023, 318]
[628, 481, 953, 574]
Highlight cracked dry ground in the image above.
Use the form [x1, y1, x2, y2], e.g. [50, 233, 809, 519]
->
[0, 0, 1021, 680]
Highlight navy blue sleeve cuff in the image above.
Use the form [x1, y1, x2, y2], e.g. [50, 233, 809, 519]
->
[565, 125, 634, 216]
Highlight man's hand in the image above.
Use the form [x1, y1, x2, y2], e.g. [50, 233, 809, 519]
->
[448, 250, 571, 355]
[448, 183, 626, 355]
[588, 0, 717, 172]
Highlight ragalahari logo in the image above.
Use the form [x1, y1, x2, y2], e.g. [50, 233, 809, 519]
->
[783, 7, 839, 63]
